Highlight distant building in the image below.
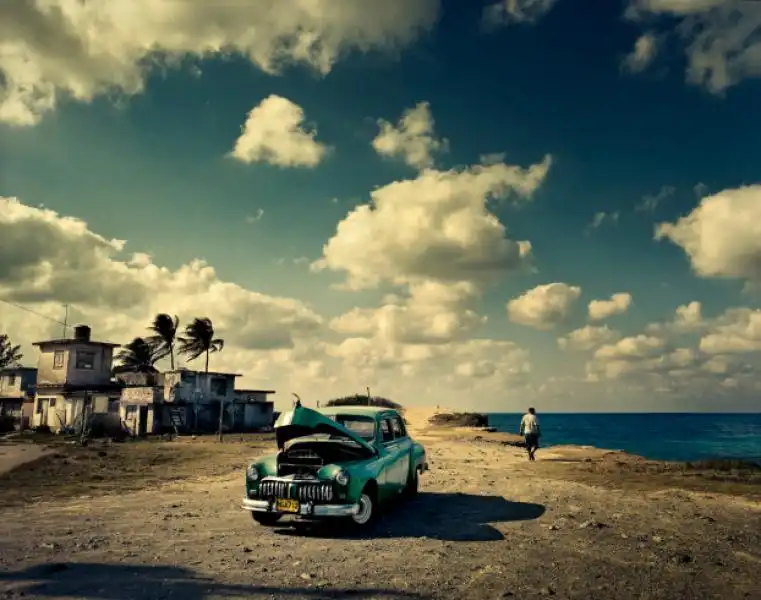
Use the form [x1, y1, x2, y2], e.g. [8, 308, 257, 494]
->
[119, 369, 275, 435]
[31, 325, 122, 433]
[233, 389, 275, 430]
[0, 366, 37, 431]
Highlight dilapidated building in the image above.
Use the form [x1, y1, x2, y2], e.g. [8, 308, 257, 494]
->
[0, 366, 37, 431]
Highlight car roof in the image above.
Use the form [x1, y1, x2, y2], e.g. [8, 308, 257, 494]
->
[319, 405, 399, 418]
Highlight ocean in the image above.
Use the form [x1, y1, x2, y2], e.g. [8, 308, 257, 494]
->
[487, 412, 761, 464]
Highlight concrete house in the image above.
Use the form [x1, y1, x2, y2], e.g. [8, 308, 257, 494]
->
[31, 325, 122, 433]
[232, 389, 275, 430]
[163, 369, 240, 432]
[117, 372, 164, 436]
[0, 366, 37, 431]
[118, 371, 276, 435]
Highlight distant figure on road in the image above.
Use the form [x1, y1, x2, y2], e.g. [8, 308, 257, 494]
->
[519, 407, 541, 461]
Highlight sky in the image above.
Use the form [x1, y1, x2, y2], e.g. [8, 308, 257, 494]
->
[1, 0, 761, 413]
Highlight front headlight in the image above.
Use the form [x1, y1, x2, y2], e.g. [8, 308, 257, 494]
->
[335, 469, 349, 486]
[246, 464, 259, 480]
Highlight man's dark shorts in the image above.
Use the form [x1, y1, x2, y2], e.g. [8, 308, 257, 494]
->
[525, 433, 539, 448]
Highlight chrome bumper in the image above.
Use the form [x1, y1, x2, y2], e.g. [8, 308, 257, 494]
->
[242, 497, 359, 517]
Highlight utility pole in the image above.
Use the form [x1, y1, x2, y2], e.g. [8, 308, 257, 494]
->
[62, 304, 69, 337]
[366, 386, 371, 405]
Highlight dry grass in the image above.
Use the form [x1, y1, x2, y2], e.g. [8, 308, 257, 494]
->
[0, 433, 274, 507]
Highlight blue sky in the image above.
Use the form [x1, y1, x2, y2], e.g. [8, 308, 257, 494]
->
[1, 0, 761, 412]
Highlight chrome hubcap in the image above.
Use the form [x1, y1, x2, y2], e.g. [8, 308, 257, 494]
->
[352, 493, 373, 525]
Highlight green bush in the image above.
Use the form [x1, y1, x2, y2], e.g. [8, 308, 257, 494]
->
[324, 395, 403, 410]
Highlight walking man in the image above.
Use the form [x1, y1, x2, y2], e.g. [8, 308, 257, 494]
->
[519, 407, 541, 461]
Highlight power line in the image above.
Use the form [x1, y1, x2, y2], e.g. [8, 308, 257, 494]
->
[0, 297, 69, 328]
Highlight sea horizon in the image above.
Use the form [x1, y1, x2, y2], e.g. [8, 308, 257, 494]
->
[485, 412, 761, 464]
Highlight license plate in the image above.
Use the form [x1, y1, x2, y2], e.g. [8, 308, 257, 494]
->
[275, 498, 300, 513]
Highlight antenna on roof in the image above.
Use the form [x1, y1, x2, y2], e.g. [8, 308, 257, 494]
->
[62, 304, 69, 338]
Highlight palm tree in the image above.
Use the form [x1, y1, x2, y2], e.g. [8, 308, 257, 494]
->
[0, 334, 23, 369]
[177, 317, 224, 372]
[147, 313, 180, 370]
[177, 317, 225, 439]
[114, 337, 161, 375]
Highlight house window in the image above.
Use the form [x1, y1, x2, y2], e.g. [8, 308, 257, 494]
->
[53, 351, 64, 369]
[35, 399, 44, 414]
[210, 377, 228, 396]
[108, 399, 120, 413]
[7, 374, 15, 386]
[126, 405, 137, 419]
[75, 350, 96, 370]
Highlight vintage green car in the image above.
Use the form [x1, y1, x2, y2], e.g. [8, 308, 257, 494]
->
[242, 405, 428, 527]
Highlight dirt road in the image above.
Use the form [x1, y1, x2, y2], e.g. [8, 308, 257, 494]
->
[1, 411, 760, 600]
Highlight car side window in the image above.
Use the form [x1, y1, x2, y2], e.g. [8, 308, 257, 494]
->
[391, 416, 407, 439]
[380, 418, 394, 443]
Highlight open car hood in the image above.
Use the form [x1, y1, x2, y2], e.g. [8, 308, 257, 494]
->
[275, 406, 376, 456]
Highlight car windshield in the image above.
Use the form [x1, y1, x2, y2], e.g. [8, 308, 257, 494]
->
[327, 415, 376, 441]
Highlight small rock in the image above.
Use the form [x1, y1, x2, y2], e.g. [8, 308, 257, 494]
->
[539, 586, 555, 596]
[671, 553, 692, 564]
[39, 542, 59, 550]
[548, 525, 559, 531]
[579, 520, 608, 530]
[242, 547, 252, 553]
[299, 573, 314, 581]
[652, 535, 663, 543]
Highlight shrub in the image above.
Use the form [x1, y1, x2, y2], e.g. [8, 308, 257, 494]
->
[324, 395, 403, 410]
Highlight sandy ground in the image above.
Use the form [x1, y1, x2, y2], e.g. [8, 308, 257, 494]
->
[0, 440, 52, 476]
[0, 407, 760, 600]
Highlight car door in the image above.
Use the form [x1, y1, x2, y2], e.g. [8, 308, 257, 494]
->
[376, 417, 396, 500]
[389, 415, 412, 488]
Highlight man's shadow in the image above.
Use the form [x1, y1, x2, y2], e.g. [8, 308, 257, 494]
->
[275, 492, 545, 541]
[0, 563, 427, 600]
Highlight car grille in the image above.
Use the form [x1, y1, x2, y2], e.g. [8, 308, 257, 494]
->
[258, 479, 334, 503]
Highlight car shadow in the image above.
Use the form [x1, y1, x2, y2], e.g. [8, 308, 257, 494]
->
[0, 562, 428, 599]
[274, 492, 545, 542]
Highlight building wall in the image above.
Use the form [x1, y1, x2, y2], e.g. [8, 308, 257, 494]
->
[163, 371, 237, 405]
[36, 343, 114, 387]
[0, 370, 37, 398]
[243, 402, 274, 430]
[32, 393, 120, 432]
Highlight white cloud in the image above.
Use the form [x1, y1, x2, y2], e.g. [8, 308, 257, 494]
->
[595, 335, 666, 361]
[588, 293, 633, 321]
[330, 281, 485, 345]
[626, 0, 761, 93]
[507, 283, 582, 330]
[0, 196, 324, 358]
[558, 325, 621, 351]
[230, 95, 329, 168]
[371, 102, 448, 170]
[623, 32, 659, 73]
[245, 209, 265, 223]
[647, 300, 708, 336]
[0, 195, 540, 410]
[313, 155, 552, 291]
[655, 185, 761, 282]
[699, 308, 761, 355]
[483, 0, 558, 27]
[585, 211, 620, 234]
[636, 185, 675, 213]
[0, 0, 440, 126]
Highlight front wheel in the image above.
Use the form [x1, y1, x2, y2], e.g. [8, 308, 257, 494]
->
[251, 512, 282, 526]
[350, 489, 376, 527]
